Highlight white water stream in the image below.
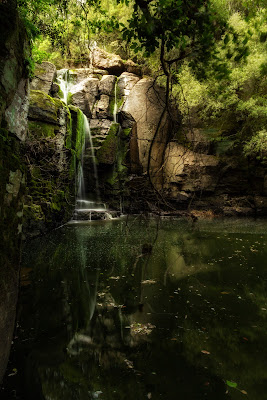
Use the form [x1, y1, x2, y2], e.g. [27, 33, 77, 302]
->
[57, 69, 72, 104]
[113, 82, 118, 123]
[57, 68, 115, 221]
[83, 115, 100, 201]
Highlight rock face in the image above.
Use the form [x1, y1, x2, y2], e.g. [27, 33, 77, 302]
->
[49, 62, 267, 215]
[30, 62, 57, 94]
[24, 92, 86, 237]
[0, 0, 29, 383]
[163, 143, 220, 199]
[162, 135, 267, 215]
[70, 77, 99, 117]
[92, 47, 141, 76]
[122, 78, 170, 189]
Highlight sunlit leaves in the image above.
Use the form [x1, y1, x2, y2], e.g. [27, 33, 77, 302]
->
[226, 380, 238, 388]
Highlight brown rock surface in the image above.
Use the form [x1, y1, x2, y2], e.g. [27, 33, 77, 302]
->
[122, 78, 169, 188]
[99, 75, 116, 96]
[30, 61, 57, 94]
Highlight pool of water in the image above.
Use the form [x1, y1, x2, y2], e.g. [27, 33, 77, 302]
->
[2, 217, 267, 400]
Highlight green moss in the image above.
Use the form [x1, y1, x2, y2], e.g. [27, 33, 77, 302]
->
[0, 131, 25, 266]
[28, 121, 56, 138]
[96, 123, 119, 165]
[65, 107, 72, 149]
[35, 66, 47, 75]
[75, 108, 86, 159]
[58, 87, 64, 99]
[67, 92, 73, 105]
[106, 169, 121, 188]
[59, 363, 85, 384]
[23, 203, 44, 221]
[30, 90, 67, 124]
[120, 128, 132, 139]
[109, 81, 124, 116]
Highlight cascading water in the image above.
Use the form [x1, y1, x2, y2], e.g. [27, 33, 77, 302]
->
[83, 115, 100, 201]
[113, 81, 118, 123]
[57, 67, 118, 221]
[74, 115, 112, 220]
[57, 69, 72, 104]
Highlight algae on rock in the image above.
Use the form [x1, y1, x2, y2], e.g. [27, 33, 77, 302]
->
[23, 93, 86, 237]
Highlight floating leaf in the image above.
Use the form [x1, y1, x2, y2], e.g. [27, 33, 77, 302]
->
[226, 380, 237, 388]
[240, 389, 248, 395]
[201, 350, 210, 354]
[141, 279, 156, 285]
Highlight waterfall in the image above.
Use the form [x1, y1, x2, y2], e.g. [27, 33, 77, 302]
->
[113, 82, 118, 123]
[57, 69, 72, 104]
[56, 67, 117, 221]
[73, 115, 113, 220]
[83, 115, 100, 201]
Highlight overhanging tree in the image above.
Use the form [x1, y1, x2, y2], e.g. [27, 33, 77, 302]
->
[117, 0, 250, 196]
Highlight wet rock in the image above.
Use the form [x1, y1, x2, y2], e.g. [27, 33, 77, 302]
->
[96, 123, 120, 164]
[70, 77, 99, 117]
[90, 119, 113, 136]
[30, 61, 57, 94]
[50, 82, 60, 97]
[73, 209, 119, 220]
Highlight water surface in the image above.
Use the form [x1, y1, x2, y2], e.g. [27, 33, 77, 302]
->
[2, 217, 267, 400]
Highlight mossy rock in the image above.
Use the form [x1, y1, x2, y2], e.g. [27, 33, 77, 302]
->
[96, 123, 120, 165]
[28, 121, 56, 138]
[23, 203, 44, 222]
[28, 90, 65, 124]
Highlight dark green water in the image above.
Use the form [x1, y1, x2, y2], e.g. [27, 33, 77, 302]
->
[2, 217, 267, 400]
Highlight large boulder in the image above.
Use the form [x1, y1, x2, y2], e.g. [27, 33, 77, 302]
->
[92, 47, 124, 75]
[69, 68, 108, 85]
[28, 90, 65, 124]
[117, 72, 140, 98]
[124, 59, 142, 76]
[122, 78, 170, 188]
[99, 75, 116, 96]
[94, 94, 111, 120]
[96, 123, 120, 165]
[70, 77, 99, 117]
[92, 47, 141, 76]
[30, 62, 57, 94]
[90, 119, 113, 142]
[163, 143, 220, 199]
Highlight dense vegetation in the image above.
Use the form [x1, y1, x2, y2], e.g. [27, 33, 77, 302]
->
[18, 0, 267, 164]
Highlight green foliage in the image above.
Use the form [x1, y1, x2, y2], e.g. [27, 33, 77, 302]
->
[173, 7, 266, 158]
[243, 129, 267, 163]
[18, 0, 266, 164]
[18, 0, 131, 67]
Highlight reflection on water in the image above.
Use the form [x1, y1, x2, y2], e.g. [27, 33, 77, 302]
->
[2, 217, 267, 400]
